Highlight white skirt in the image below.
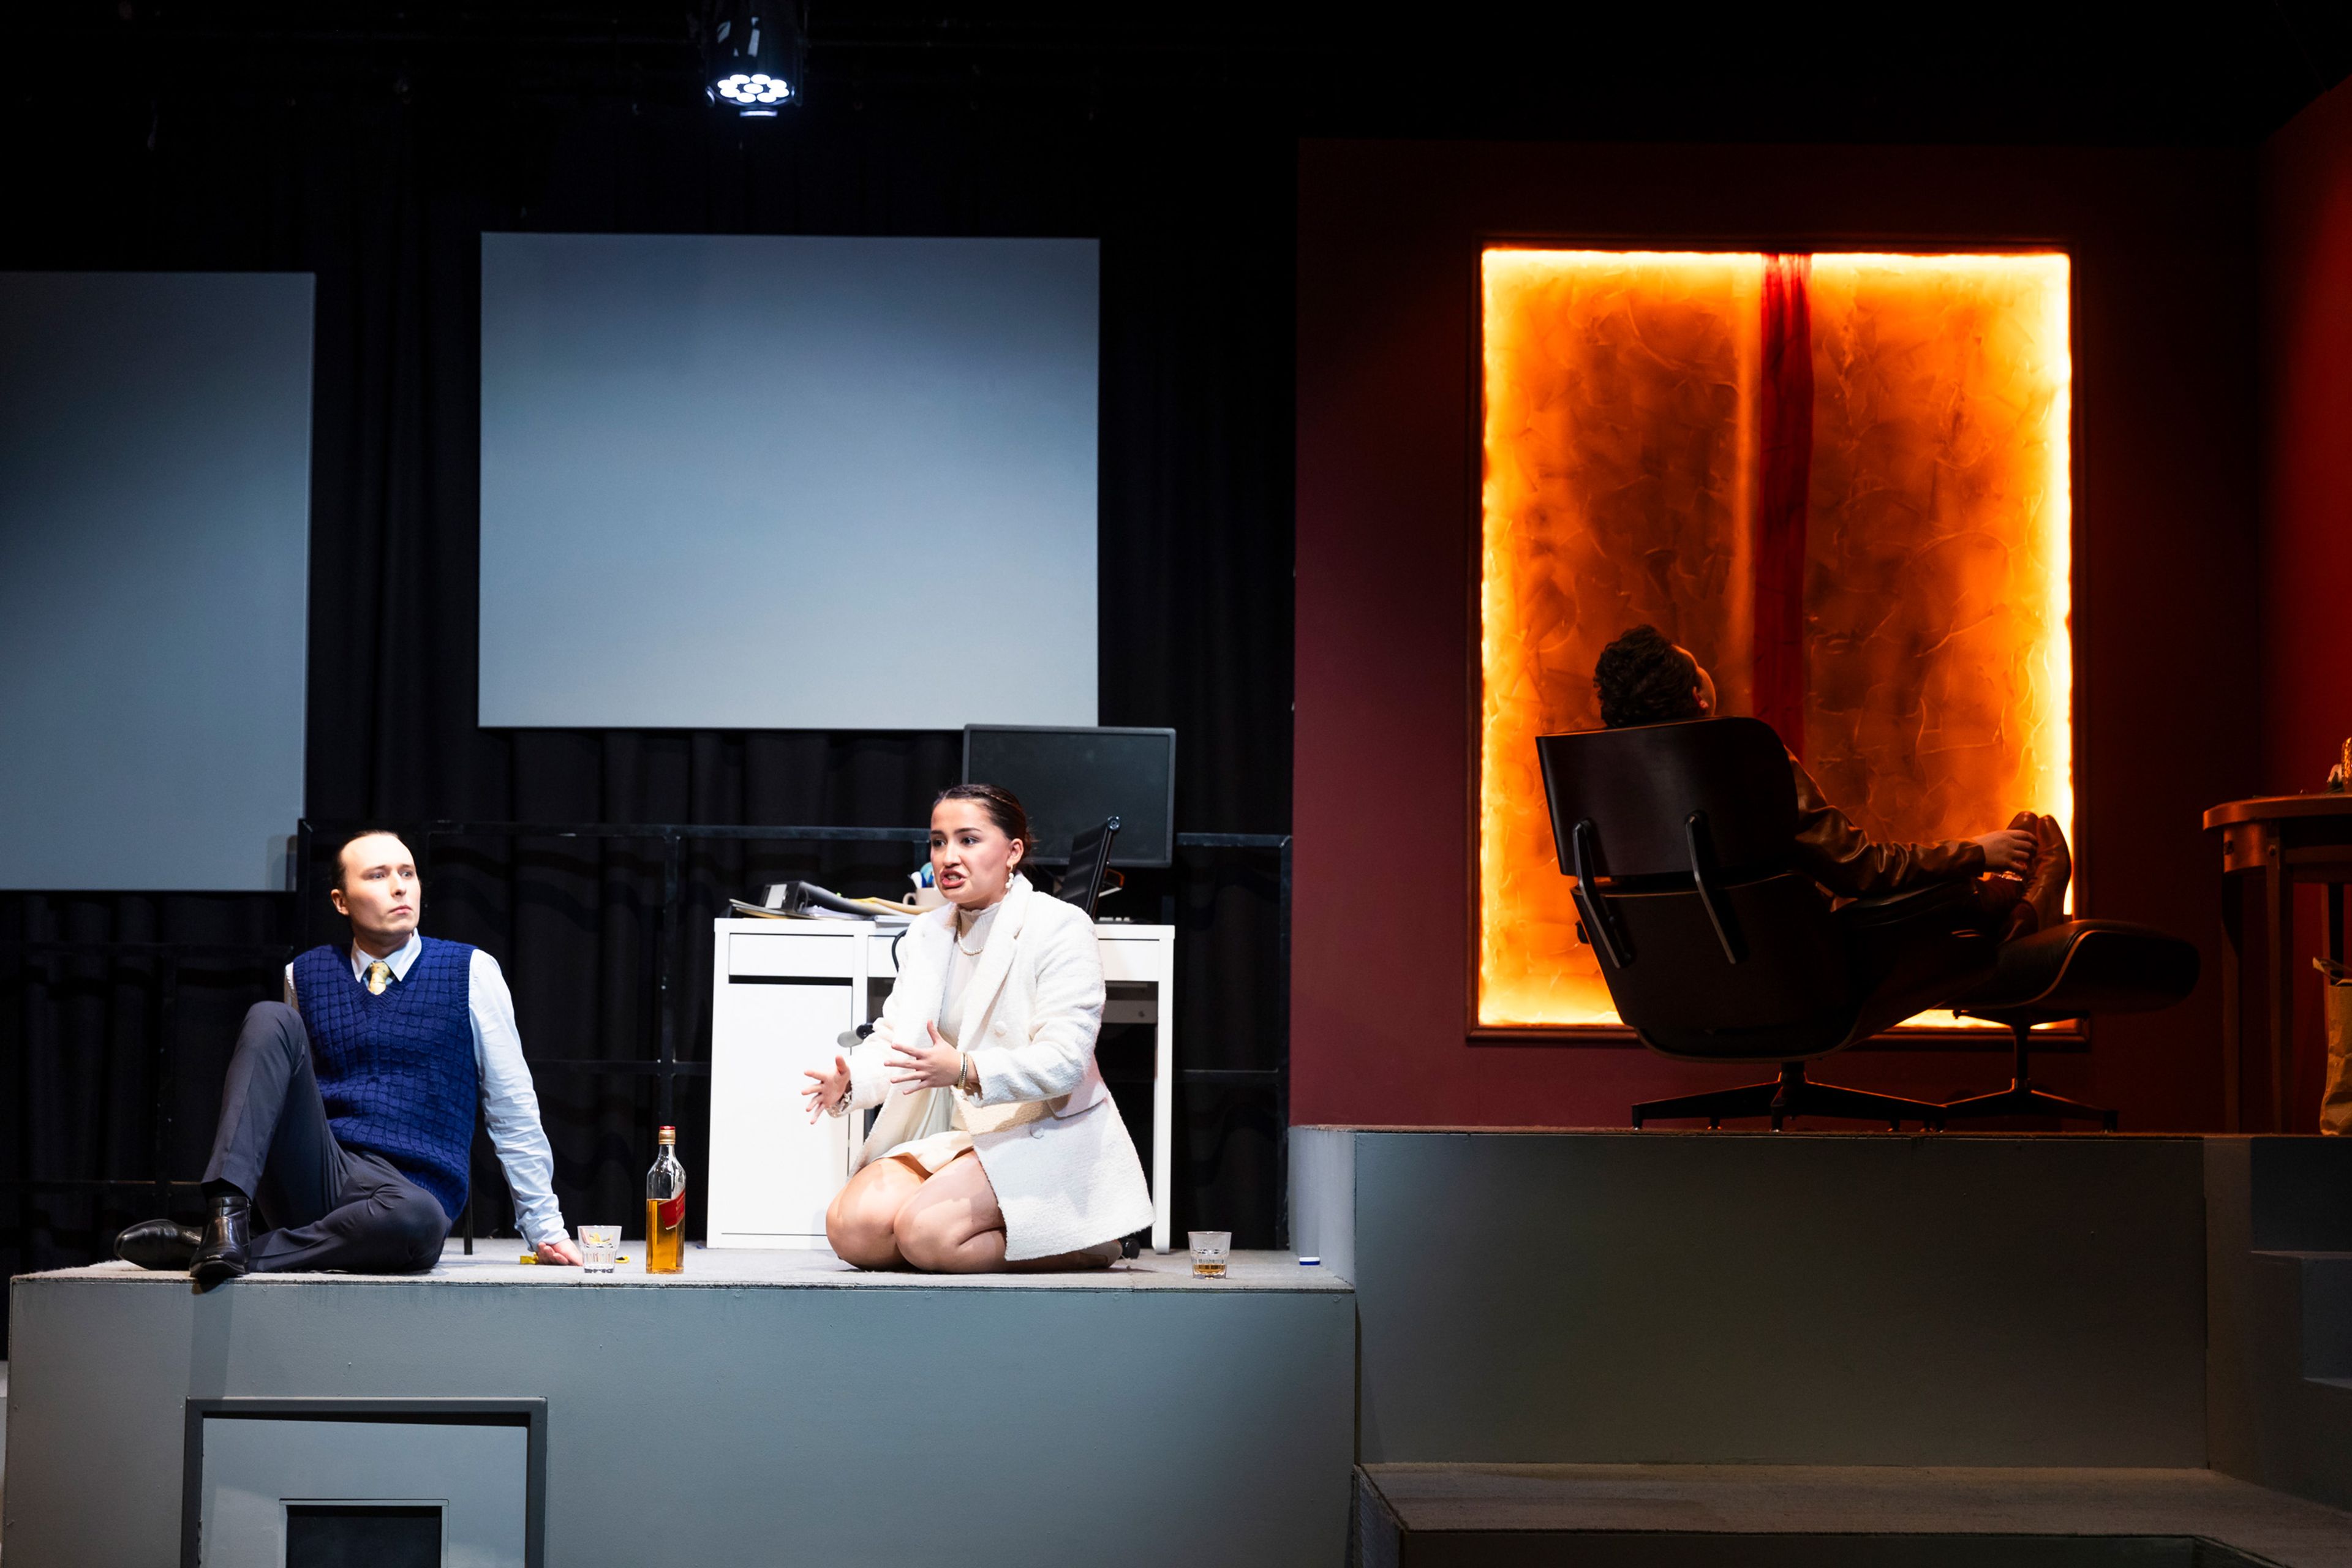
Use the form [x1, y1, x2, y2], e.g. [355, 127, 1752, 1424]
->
[881, 1128, 975, 1174]
[878, 1083, 971, 1173]
[878, 1082, 1046, 1174]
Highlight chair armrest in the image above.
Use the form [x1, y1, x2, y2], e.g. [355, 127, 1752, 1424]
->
[1833, 877, 1978, 930]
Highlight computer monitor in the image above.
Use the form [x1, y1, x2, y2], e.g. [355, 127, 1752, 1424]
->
[960, 726, 1176, 868]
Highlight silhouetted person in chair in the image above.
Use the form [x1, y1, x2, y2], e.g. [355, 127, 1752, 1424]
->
[113, 830, 579, 1284]
[1593, 625, 2070, 936]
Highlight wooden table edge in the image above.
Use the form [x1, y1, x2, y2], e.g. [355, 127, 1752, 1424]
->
[2204, 794, 2352, 830]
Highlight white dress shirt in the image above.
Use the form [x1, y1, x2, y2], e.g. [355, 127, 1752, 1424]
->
[285, 931, 567, 1247]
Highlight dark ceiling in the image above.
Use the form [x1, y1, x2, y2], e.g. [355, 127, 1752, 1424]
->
[6, 2, 2352, 146]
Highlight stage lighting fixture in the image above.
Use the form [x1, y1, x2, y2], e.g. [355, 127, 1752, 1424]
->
[705, 1, 806, 116]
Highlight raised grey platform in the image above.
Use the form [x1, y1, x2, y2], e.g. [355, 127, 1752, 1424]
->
[1353, 1464, 2352, 1568]
[5, 1244, 1352, 1567]
[1294, 1128, 2212, 1467]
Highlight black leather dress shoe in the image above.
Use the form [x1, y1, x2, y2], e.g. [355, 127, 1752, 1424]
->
[114, 1218, 202, 1272]
[190, 1195, 251, 1286]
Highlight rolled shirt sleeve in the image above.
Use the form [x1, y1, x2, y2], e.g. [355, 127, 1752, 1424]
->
[469, 949, 568, 1248]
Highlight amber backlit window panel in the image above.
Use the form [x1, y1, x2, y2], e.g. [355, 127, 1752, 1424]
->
[1479, 249, 2072, 1030]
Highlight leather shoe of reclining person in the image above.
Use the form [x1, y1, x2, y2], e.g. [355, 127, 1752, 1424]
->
[2002, 811, 2075, 941]
[190, 1194, 252, 1287]
[113, 1218, 203, 1272]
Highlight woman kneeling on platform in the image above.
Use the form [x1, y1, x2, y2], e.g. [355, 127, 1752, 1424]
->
[801, 784, 1152, 1272]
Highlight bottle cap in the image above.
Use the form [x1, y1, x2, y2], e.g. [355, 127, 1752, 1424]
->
[657, 1125, 676, 1142]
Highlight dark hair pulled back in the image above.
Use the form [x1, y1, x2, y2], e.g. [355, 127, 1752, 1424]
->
[933, 783, 1032, 867]
[1593, 624, 1705, 729]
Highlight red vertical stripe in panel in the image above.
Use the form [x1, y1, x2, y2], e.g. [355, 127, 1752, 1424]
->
[1755, 253, 1812, 760]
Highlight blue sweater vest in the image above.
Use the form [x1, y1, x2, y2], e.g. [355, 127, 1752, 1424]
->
[292, 938, 478, 1220]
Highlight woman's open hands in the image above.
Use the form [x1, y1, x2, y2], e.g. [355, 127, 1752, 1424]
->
[887, 1020, 965, 1094]
[801, 1053, 851, 1123]
[1971, 829, 2035, 874]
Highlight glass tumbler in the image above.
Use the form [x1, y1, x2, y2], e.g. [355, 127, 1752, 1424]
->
[577, 1224, 622, 1274]
[1189, 1230, 1231, 1279]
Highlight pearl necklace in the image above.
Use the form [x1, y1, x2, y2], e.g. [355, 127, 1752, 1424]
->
[956, 924, 986, 956]
[955, 905, 996, 956]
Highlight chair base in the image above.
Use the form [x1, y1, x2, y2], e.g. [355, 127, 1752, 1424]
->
[1933, 1019, 2117, 1131]
[1933, 1079, 2117, 1132]
[1634, 1061, 1945, 1131]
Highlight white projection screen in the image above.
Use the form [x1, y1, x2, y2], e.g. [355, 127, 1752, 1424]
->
[0, 273, 312, 892]
[478, 233, 1099, 729]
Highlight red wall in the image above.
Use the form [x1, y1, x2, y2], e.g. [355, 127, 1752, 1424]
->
[2261, 78, 2352, 1124]
[1294, 140, 2263, 1131]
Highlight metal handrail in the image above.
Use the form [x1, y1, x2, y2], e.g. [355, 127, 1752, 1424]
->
[1, 938, 295, 1219]
[5, 823, 1293, 1244]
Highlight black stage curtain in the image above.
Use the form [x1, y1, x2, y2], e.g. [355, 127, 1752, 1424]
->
[0, 78, 1294, 1318]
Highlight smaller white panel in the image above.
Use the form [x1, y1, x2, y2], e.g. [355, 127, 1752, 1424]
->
[0, 272, 313, 890]
[200, 1417, 526, 1568]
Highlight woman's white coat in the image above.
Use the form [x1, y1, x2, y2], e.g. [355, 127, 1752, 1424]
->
[840, 873, 1152, 1259]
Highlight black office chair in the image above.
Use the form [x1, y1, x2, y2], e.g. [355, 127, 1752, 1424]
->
[1057, 816, 1120, 919]
[1940, 920, 2199, 1129]
[1537, 717, 2001, 1129]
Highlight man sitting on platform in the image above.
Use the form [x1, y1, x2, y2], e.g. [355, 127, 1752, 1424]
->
[114, 829, 579, 1284]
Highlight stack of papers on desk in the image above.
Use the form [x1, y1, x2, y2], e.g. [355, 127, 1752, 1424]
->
[728, 897, 914, 926]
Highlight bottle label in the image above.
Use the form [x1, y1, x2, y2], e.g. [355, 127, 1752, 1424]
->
[656, 1193, 685, 1229]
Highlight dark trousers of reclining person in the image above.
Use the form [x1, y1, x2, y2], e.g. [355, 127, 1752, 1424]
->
[1591, 626, 2073, 1014]
[115, 829, 579, 1283]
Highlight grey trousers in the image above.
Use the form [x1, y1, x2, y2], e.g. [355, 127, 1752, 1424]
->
[202, 1001, 454, 1273]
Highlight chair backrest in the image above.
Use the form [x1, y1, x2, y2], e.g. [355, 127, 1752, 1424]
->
[1534, 717, 1858, 1060]
[1537, 717, 1798, 880]
[1057, 816, 1120, 919]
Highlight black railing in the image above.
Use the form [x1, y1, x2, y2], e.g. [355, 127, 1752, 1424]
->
[4, 821, 1292, 1248]
[0, 938, 296, 1218]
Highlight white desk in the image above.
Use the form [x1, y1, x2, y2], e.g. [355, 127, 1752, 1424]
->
[706, 918, 1178, 1253]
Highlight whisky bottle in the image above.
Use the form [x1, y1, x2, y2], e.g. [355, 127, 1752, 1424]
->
[645, 1125, 686, 1274]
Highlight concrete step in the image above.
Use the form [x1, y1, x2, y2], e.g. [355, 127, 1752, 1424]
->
[1297, 1128, 2211, 1467]
[1350, 1465, 2352, 1568]
[2220, 1166, 2352, 1510]
[6, 1247, 1355, 1566]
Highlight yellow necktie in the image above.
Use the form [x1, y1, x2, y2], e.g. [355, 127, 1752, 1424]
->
[366, 960, 391, 996]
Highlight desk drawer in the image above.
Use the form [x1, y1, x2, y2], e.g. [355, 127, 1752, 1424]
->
[728, 930, 860, 979]
[1096, 937, 1167, 984]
